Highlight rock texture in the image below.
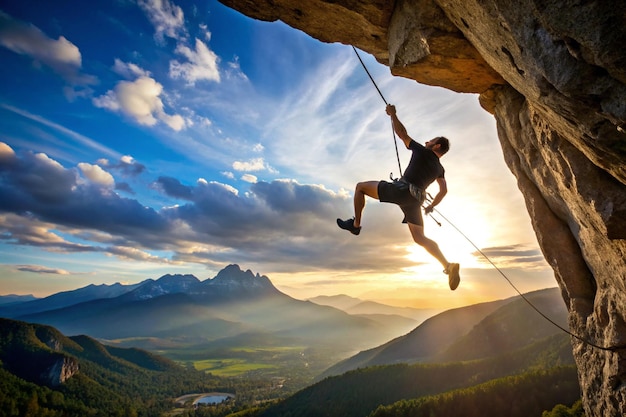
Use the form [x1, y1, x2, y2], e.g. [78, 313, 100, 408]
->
[42, 356, 79, 386]
[219, 0, 626, 415]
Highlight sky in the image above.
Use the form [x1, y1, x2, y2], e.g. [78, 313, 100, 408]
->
[0, 0, 557, 309]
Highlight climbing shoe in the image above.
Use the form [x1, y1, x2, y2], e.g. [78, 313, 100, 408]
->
[445, 263, 460, 291]
[337, 218, 361, 235]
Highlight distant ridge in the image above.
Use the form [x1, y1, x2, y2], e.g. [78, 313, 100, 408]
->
[321, 287, 566, 378]
[309, 294, 441, 322]
[0, 294, 38, 305]
[0, 280, 148, 318]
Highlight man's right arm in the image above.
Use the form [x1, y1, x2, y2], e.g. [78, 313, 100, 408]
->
[386, 104, 413, 148]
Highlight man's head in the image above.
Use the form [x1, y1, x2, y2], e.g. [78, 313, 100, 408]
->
[426, 136, 450, 156]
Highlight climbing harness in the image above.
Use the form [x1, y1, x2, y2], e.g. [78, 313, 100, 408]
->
[352, 45, 625, 353]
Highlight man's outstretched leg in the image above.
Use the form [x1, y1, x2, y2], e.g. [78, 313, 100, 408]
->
[408, 222, 461, 290]
[337, 181, 380, 235]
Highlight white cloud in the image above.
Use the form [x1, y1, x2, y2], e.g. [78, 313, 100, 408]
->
[232, 157, 274, 172]
[169, 38, 220, 85]
[0, 11, 81, 67]
[199, 23, 211, 41]
[78, 162, 115, 187]
[120, 155, 135, 164]
[113, 59, 151, 79]
[225, 56, 248, 81]
[0, 11, 96, 89]
[241, 174, 258, 183]
[107, 245, 168, 263]
[137, 0, 186, 42]
[0, 142, 16, 163]
[92, 76, 186, 131]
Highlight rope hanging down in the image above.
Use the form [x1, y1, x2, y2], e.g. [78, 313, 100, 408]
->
[352, 46, 403, 177]
[352, 45, 624, 353]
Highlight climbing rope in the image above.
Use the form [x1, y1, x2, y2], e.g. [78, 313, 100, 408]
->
[428, 200, 625, 352]
[352, 46, 403, 177]
[352, 45, 625, 353]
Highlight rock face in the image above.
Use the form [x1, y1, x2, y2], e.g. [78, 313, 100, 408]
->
[219, 0, 626, 415]
[42, 356, 79, 387]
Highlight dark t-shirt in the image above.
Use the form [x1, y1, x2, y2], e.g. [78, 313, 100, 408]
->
[402, 140, 445, 190]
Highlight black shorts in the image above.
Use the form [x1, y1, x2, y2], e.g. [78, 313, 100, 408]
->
[378, 180, 425, 226]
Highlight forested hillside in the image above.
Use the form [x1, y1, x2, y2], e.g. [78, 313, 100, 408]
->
[369, 367, 580, 417]
[0, 319, 235, 416]
[252, 333, 576, 417]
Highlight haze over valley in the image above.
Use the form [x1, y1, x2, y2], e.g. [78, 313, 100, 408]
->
[0, 264, 578, 416]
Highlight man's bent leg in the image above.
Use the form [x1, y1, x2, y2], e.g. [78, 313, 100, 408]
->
[407, 222, 460, 290]
[353, 181, 380, 228]
[407, 222, 449, 268]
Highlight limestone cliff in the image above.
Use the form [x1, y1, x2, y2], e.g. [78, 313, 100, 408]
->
[218, 1, 626, 415]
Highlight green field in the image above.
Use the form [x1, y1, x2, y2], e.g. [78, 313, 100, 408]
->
[108, 335, 350, 389]
[194, 358, 278, 377]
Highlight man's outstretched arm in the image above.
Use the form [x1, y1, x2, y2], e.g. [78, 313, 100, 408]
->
[386, 104, 413, 148]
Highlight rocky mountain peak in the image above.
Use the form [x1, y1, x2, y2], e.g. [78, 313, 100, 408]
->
[205, 264, 276, 294]
[125, 273, 200, 300]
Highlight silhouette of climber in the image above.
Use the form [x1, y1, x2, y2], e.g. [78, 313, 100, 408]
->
[337, 104, 461, 290]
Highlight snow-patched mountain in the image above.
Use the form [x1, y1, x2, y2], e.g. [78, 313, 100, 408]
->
[118, 264, 280, 302]
[17, 265, 406, 353]
[122, 274, 201, 300]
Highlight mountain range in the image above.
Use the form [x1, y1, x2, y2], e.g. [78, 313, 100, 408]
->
[1, 265, 570, 385]
[0, 266, 576, 417]
[308, 294, 441, 323]
[1, 265, 417, 357]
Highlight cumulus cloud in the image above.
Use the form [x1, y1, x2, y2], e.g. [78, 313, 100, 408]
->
[0, 144, 169, 244]
[0, 11, 96, 91]
[0, 213, 95, 253]
[0, 143, 408, 272]
[113, 59, 151, 79]
[232, 157, 276, 173]
[93, 76, 186, 131]
[153, 176, 193, 200]
[0, 141, 16, 163]
[241, 174, 257, 183]
[78, 162, 115, 187]
[169, 38, 220, 85]
[137, 0, 186, 42]
[99, 155, 146, 177]
[106, 245, 169, 263]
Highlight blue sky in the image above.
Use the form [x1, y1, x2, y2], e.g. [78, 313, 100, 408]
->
[0, 0, 556, 308]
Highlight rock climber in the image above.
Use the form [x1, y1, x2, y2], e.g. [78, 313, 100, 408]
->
[337, 104, 461, 290]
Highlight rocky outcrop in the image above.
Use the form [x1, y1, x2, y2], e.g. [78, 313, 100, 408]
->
[218, 1, 626, 415]
[41, 356, 79, 387]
